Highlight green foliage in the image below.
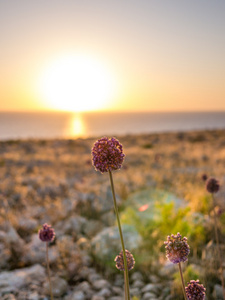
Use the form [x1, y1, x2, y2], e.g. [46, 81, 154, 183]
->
[194, 194, 212, 215]
[172, 265, 201, 297]
[174, 264, 200, 282]
[142, 143, 153, 149]
[121, 199, 206, 270]
[219, 212, 225, 234]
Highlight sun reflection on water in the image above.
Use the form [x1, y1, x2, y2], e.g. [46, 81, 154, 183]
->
[69, 114, 85, 137]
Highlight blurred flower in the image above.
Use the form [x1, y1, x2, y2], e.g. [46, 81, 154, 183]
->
[201, 173, 208, 182]
[164, 232, 190, 264]
[92, 137, 125, 173]
[185, 280, 206, 300]
[115, 250, 135, 271]
[39, 223, 55, 242]
[206, 177, 220, 194]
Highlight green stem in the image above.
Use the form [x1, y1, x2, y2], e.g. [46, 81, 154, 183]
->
[124, 271, 127, 300]
[212, 194, 225, 300]
[46, 243, 53, 300]
[178, 262, 187, 300]
[109, 170, 130, 300]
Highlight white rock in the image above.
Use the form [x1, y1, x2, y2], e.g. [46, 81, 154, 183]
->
[148, 274, 160, 283]
[22, 234, 58, 265]
[131, 271, 144, 282]
[0, 264, 45, 295]
[143, 292, 158, 300]
[92, 279, 110, 290]
[2, 294, 16, 300]
[27, 291, 39, 300]
[88, 272, 102, 283]
[159, 261, 177, 277]
[132, 279, 145, 288]
[91, 296, 105, 300]
[0, 242, 11, 268]
[4, 225, 25, 252]
[130, 287, 141, 297]
[17, 217, 38, 234]
[213, 284, 224, 299]
[43, 276, 68, 297]
[91, 225, 141, 264]
[76, 281, 91, 292]
[111, 286, 123, 295]
[97, 287, 112, 297]
[67, 291, 86, 300]
[141, 283, 159, 294]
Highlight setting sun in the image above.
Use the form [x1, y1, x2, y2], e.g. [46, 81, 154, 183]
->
[37, 54, 116, 112]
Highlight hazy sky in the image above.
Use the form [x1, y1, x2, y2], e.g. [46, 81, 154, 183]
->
[1, 0, 225, 112]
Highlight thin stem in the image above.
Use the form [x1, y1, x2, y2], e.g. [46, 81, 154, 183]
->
[46, 242, 53, 300]
[212, 194, 225, 300]
[178, 262, 187, 300]
[124, 271, 127, 300]
[109, 170, 130, 300]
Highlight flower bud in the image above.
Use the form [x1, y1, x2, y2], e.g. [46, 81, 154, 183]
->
[39, 223, 55, 242]
[114, 250, 135, 271]
[185, 280, 206, 300]
[206, 177, 220, 194]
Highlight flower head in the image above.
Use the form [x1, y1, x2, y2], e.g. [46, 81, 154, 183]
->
[39, 223, 55, 242]
[201, 173, 208, 182]
[185, 280, 206, 300]
[206, 177, 220, 194]
[92, 137, 125, 173]
[114, 250, 135, 271]
[164, 232, 190, 264]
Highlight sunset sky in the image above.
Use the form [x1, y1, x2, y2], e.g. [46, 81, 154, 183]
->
[1, 0, 225, 112]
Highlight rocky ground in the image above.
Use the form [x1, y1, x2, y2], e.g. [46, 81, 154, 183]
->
[0, 129, 225, 299]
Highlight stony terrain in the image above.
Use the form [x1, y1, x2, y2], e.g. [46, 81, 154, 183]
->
[0, 129, 225, 299]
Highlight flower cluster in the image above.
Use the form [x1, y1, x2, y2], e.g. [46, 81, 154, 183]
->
[206, 177, 220, 194]
[185, 280, 206, 300]
[114, 250, 135, 271]
[39, 223, 55, 242]
[92, 137, 125, 173]
[164, 232, 190, 264]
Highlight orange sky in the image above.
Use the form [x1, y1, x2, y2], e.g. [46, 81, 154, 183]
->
[1, 1, 225, 112]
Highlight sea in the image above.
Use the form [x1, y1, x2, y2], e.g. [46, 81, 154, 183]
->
[0, 111, 225, 140]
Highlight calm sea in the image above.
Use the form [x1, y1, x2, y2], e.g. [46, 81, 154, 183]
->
[0, 111, 224, 140]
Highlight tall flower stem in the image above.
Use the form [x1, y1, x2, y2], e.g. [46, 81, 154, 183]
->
[212, 194, 225, 300]
[178, 262, 187, 300]
[124, 271, 127, 299]
[46, 243, 53, 300]
[109, 170, 130, 300]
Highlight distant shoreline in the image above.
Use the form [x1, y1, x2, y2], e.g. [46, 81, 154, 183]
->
[0, 128, 224, 143]
[0, 111, 225, 141]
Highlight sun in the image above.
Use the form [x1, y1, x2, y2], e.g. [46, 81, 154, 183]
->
[37, 54, 116, 112]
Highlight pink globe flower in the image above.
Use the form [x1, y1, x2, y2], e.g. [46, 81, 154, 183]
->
[39, 223, 55, 242]
[164, 232, 190, 264]
[114, 250, 135, 271]
[92, 137, 125, 173]
[185, 280, 206, 300]
[206, 177, 220, 194]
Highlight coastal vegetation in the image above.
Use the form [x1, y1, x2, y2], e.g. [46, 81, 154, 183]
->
[0, 129, 224, 299]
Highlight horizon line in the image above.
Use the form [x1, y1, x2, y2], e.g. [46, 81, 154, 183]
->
[0, 109, 225, 114]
